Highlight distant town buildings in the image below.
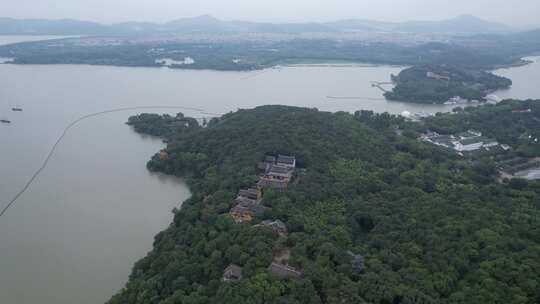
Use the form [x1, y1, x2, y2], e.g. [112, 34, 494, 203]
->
[443, 96, 472, 105]
[401, 110, 435, 121]
[512, 108, 532, 113]
[155, 57, 195, 67]
[420, 130, 501, 152]
[426, 71, 450, 81]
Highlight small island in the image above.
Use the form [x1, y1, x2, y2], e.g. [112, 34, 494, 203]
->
[384, 64, 512, 104]
[126, 112, 201, 137]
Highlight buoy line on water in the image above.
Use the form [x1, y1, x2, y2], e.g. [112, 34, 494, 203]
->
[0, 105, 221, 219]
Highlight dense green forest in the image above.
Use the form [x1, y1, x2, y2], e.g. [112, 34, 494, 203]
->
[0, 38, 529, 71]
[110, 103, 539, 304]
[384, 65, 512, 104]
[0, 28, 538, 72]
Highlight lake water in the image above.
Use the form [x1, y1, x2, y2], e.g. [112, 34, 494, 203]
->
[1, 36, 539, 304]
[493, 56, 540, 100]
[0, 35, 75, 45]
[0, 36, 192, 304]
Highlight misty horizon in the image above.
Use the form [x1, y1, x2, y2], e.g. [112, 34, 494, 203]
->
[0, 13, 526, 28]
[2, 0, 540, 28]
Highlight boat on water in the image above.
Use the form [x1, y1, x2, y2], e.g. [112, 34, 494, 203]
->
[11, 105, 23, 112]
[1, 118, 11, 124]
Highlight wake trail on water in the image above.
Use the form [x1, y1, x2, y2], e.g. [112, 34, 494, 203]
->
[0, 105, 221, 219]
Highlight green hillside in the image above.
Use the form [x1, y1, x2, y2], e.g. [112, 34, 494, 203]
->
[110, 105, 540, 304]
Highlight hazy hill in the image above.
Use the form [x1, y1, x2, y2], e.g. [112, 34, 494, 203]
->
[322, 19, 378, 32]
[165, 15, 243, 32]
[324, 15, 513, 34]
[394, 14, 513, 34]
[0, 15, 517, 35]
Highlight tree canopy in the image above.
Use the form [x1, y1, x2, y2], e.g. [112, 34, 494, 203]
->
[110, 104, 540, 304]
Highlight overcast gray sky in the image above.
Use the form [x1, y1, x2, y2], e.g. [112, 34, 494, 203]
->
[4, 0, 540, 28]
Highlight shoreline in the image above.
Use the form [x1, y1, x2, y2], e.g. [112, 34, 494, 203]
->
[491, 58, 534, 70]
[2, 55, 537, 72]
[1, 59, 407, 71]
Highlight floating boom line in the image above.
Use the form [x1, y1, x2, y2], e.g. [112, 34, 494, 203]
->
[0, 105, 219, 219]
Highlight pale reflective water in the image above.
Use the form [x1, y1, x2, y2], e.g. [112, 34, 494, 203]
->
[0, 36, 539, 304]
[0, 36, 192, 304]
[493, 56, 540, 100]
[0, 35, 74, 45]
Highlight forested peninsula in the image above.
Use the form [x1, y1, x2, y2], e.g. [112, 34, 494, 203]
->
[111, 102, 540, 304]
[384, 65, 512, 104]
[1, 28, 539, 71]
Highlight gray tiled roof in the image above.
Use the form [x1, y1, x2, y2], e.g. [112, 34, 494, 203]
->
[277, 155, 295, 165]
[265, 155, 277, 163]
[460, 137, 485, 145]
[231, 202, 265, 216]
[258, 178, 289, 190]
[269, 164, 291, 175]
[238, 188, 260, 200]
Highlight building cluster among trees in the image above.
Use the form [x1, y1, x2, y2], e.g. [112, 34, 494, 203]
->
[257, 155, 297, 191]
[420, 129, 501, 152]
[225, 154, 301, 281]
[112, 104, 540, 304]
[230, 154, 297, 223]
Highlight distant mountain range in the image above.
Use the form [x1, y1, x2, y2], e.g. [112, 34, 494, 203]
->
[324, 14, 516, 34]
[0, 15, 517, 36]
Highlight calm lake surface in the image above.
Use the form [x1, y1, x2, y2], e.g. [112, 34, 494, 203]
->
[0, 35, 75, 45]
[0, 36, 192, 304]
[493, 56, 540, 100]
[1, 36, 539, 304]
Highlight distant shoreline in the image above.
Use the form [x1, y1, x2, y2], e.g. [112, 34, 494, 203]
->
[3, 55, 533, 72]
[492, 58, 534, 70]
[1, 59, 407, 72]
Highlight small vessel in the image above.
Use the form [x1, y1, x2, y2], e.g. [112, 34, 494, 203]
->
[12, 105, 23, 112]
[0, 118, 11, 124]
